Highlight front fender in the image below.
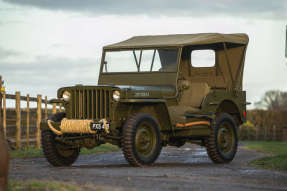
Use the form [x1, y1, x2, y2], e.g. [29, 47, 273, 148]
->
[116, 99, 173, 133]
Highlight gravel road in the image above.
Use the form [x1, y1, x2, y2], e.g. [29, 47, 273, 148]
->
[10, 144, 287, 191]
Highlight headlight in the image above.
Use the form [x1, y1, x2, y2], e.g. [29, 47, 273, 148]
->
[62, 90, 71, 101]
[113, 90, 120, 102]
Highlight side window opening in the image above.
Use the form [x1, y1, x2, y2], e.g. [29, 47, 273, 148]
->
[158, 49, 178, 72]
[191, 49, 215, 68]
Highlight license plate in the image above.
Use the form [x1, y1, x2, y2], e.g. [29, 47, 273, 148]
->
[90, 122, 110, 131]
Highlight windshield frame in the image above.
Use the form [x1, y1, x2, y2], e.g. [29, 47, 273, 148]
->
[100, 47, 181, 74]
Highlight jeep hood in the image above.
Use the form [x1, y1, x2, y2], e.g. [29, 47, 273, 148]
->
[56, 84, 176, 100]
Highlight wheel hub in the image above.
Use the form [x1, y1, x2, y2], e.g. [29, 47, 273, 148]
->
[217, 122, 235, 154]
[55, 144, 74, 157]
[135, 124, 156, 157]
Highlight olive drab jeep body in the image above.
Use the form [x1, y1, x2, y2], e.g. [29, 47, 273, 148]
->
[41, 33, 249, 166]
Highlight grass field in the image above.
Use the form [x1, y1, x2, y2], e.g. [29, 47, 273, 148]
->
[8, 179, 121, 191]
[10, 143, 119, 158]
[244, 141, 287, 171]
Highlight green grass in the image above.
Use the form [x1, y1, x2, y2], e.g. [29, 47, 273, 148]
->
[8, 180, 83, 191]
[244, 141, 287, 171]
[10, 143, 119, 158]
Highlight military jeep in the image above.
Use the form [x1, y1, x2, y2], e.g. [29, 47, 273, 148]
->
[41, 33, 249, 167]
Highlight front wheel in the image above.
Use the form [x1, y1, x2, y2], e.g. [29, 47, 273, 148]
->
[122, 113, 162, 167]
[41, 113, 80, 167]
[206, 113, 238, 163]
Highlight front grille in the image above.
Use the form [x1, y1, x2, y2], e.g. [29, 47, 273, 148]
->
[71, 87, 111, 120]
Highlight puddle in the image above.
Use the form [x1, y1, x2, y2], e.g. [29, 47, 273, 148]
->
[239, 169, 262, 175]
[192, 151, 207, 156]
[184, 158, 207, 163]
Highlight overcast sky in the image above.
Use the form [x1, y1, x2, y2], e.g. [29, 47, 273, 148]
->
[0, 0, 286, 108]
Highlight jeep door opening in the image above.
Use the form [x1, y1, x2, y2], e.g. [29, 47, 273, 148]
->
[41, 33, 249, 167]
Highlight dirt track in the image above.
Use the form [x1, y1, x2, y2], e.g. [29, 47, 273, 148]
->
[10, 144, 287, 191]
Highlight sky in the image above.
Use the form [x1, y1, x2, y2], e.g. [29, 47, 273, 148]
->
[0, 0, 287, 108]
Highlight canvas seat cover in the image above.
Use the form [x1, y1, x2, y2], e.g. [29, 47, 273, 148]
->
[168, 82, 210, 123]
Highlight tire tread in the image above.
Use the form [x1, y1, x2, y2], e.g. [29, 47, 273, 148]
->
[206, 113, 238, 164]
[122, 113, 162, 167]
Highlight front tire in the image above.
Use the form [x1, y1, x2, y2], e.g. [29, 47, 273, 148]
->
[206, 113, 238, 163]
[41, 113, 80, 167]
[122, 113, 162, 167]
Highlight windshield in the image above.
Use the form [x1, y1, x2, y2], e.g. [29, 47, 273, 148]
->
[102, 49, 178, 73]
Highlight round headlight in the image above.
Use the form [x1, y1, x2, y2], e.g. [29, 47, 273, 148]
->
[113, 90, 120, 102]
[62, 91, 71, 101]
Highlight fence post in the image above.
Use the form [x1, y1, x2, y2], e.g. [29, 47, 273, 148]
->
[36, 95, 42, 149]
[44, 96, 48, 120]
[247, 125, 251, 140]
[272, 125, 276, 141]
[256, 125, 259, 141]
[52, 103, 56, 114]
[15, 91, 21, 150]
[264, 111, 270, 141]
[254, 111, 260, 140]
[26, 94, 30, 148]
[3, 92, 6, 137]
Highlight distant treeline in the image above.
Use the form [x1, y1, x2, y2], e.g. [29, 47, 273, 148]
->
[240, 110, 287, 141]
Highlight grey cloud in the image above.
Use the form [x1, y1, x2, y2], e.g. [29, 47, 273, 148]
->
[1, 56, 101, 98]
[0, 47, 21, 60]
[50, 43, 70, 49]
[3, 0, 287, 19]
[0, 20, 24, 25]
[2, 56, 100, 81]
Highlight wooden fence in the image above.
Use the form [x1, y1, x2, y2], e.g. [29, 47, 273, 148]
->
[0, 75, 62, 150]
[240, 109, 287, 141]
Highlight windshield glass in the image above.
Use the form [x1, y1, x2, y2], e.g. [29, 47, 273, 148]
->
[103, 49, 178, 73]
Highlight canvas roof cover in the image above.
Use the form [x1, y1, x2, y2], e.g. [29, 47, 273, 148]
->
[104, 33, 249, 50]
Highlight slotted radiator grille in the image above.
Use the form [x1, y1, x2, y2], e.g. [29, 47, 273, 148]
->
[71, 88, 111, 120]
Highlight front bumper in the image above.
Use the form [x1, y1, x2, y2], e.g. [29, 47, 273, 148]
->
[40, 118, 110, 135]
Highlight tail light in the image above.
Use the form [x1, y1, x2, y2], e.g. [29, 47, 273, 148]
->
[243, 111, 247, 119]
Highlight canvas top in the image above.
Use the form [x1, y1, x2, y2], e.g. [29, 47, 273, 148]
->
[103, 33, 249, 50]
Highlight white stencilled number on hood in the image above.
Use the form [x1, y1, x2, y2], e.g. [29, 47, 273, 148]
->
[135, 92, 149, 97]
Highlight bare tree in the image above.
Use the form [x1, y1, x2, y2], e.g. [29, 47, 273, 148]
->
[255, 90, 287, 111]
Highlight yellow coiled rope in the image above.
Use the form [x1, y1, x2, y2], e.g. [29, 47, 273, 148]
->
[47, 118, 109, 135]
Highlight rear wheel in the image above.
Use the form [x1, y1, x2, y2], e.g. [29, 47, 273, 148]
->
[206, 113, 238, 163]
[41, 113, 80, 167]
[122, 113, 162, 167]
